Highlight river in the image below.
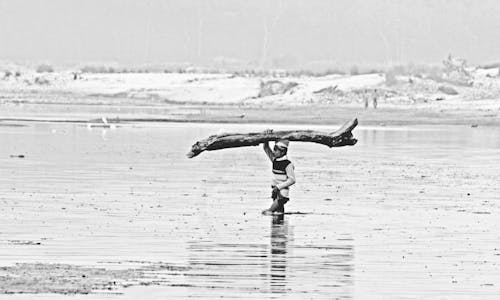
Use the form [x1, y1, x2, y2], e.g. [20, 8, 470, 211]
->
[1, 121, 499, 299]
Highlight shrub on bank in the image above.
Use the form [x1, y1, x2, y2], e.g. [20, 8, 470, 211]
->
[36, 64, 54, 73]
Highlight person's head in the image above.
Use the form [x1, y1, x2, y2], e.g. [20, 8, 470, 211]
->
[273, 140, 289, 158]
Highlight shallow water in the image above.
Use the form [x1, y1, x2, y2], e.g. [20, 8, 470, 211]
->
[1, 122, 499, 299]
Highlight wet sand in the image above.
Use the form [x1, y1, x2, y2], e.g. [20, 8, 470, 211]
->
[1, 100, 500, 127]
[1, 122, 500, 299]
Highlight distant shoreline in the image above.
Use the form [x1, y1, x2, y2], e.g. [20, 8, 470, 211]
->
[1, 102, 499, 127]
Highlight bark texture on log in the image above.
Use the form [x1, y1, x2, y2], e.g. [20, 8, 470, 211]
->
[187, 118, 358, 158]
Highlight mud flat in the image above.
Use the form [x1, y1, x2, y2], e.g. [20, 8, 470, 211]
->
[1, 121, 500, 299]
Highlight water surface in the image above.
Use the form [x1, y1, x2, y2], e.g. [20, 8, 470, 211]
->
[1, 122, 499, 299]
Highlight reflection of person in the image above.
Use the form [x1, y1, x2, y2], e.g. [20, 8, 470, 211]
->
[262, 139, 296, 215]
[363, 90, 369, 109]
[269, 215, 287, 293]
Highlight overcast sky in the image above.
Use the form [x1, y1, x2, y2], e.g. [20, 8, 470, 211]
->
[1, 0, 499, 68]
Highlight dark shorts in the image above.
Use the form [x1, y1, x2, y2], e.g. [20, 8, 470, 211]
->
[271, 188, 289, 203]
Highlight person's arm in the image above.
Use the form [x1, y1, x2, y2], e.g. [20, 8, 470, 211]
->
[276, 163, 296, 190]
[263, 141, 274, 161]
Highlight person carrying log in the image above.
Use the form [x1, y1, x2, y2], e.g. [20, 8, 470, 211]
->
[186, 119, 358, 215]
[261, 139, 296, 215]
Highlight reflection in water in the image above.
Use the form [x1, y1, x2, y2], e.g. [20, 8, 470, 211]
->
[270, 215, 288, 294]
[183, 215, 354, 299]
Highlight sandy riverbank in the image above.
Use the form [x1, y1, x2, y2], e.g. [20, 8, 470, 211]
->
[0, 68, 499, 126]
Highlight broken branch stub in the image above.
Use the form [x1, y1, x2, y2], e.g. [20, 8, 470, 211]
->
[187, 118, 358, 158]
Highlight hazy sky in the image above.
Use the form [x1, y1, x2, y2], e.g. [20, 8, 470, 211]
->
[1, 0, 499, 68]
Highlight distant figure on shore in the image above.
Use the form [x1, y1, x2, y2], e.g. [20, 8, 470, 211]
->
[72, 71, 82, 80]
[363, 90, 369, 109]
[262, 139, 296, 215]
[363, 89, 380, 109]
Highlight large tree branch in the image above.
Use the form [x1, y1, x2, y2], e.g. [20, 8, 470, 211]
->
[187, 118, 358, 158]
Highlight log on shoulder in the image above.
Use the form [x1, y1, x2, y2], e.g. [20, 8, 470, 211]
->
[187, 118, 358, 158]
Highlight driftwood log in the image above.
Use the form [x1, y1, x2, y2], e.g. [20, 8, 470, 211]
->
[187, 118, 358, 158]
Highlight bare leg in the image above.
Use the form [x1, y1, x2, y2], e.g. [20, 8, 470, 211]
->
[276, 199, 285, 214]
